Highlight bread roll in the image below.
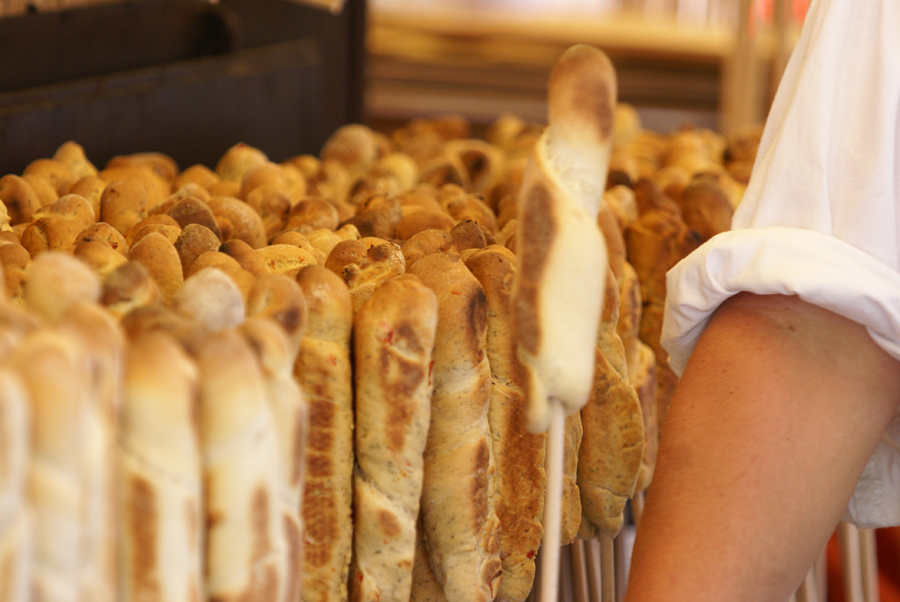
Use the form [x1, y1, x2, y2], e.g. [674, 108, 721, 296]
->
[127, 214, 182, 246]
[407, 252, 501, 602]
[351, 274, 438, 602]
[511, 44, 616, 431]
[294, 266, 354, 602]
[171, 267, 246, 332]
[53, 141, 98, 180]
[270, 232, 327, 266]
[67, 176, 110, 220]
[400, 229, 455, 272]
[73, 238, 129, 278]
[285, 196, 340, 235]
[100, 261, 164, 318]
[174, 223, 222, 276]
[450, 219, 488, 253]
[257, 243, 318, 275]
[341, 240, 406, 314]
[215, 143, 269, 183]
[465, 246, 546, 602]
[0, 241, 30, 303]
[239, 318, 308, 602]
[245, 273, 308, 358]
[197, 329, 287, 602]
[186, 251, 256, 303]
[339, 192, 403, 240]
[99, 176, 165, 236]
[25, 252, 101, 324]
[173, 164, 219, 191]
[439, 185, 497, 235]
[207, 195, 267, 249]
[0, 368, 30, 602]
[321, 123, 381, 177]
[13, 329, 89, 602]
[106, 152, 178, 185]
[220, 239, 270, 278]
[20, 216, 83, 257]
[23, 157, 76, 196]
[395, 210, 457, 241]
[0, 174, 42, 225]
[127, 232, 184, 301]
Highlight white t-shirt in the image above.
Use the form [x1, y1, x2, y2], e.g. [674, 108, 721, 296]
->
[660, 0, 900, 528]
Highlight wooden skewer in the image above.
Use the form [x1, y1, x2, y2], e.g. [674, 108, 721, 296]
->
[599, 532, 616, 602]
[630, 492, 645, 529]
[585, 538, 602, 602]
[859, 528, 878, 602]
[614, 532, 627, 602]
[838, 522, 864, 602]
[540, 402, 567, 602]
[570, 540, 590, 602]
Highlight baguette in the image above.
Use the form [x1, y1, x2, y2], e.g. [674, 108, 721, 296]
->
[197, 329, 287, 602]
[293, 266, 355, 602]
[13, 328, 90, 602]
[59, 302, 125, 602]
[465, 245, 546, 602]
[0, 368, 30, 602]
[577, 268, 644, 537]
[350, 274, 438, 602]
[117, 331, 203, 602]
[239, 318, 308, 602]
[407, 251, 501, 602]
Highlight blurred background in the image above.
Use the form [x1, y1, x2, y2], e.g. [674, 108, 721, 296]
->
[0, 0, 807, 174]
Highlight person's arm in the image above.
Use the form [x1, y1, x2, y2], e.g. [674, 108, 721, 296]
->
[625, 292, 900, 602]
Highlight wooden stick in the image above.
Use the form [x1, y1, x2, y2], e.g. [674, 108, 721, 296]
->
[599, 532, 616, 602]
[585, 538, 602, 602]
[838, 522, 863, 602]
[859, 528, 878, 602]
[570, 540, 590, 602]
[540, 402, 567, 602]
[630, 492, 645, 529]
[614, 532, 627, 602]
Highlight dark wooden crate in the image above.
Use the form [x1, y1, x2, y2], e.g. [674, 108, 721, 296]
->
[0, 0, 365, 175]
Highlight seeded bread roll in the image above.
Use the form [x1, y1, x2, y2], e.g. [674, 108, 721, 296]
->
[13, 329, 90, 602]
[407, 252, 501, 602]
[294, 266, 355, 602]
[350, 274, 438, 602]
[239, 318, 308, 602]
[465, 246, 546, 602]
[0, 367, 30, 602]
[511, 44, 616, 431]
[198, 329, 288, 602]
[59, 302, 125, 602]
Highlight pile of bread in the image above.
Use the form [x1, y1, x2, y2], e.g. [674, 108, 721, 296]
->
[0, 108, 760, 602]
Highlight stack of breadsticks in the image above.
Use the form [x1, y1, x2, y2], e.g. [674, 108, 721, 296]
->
[0, 78, 758, 601]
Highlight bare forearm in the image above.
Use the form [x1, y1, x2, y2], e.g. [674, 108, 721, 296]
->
[625, 293, 900, 602]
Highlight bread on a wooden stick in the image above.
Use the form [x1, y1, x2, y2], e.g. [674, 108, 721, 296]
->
[407, 251, 501, 602]
[197, 328, 288, 602]
[350, 274, 438, 602]
[294, 265, 355, 602]
[510, 43, 616, 433]
[117, 331, 203, 602]
[465, 245, 546, 602]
